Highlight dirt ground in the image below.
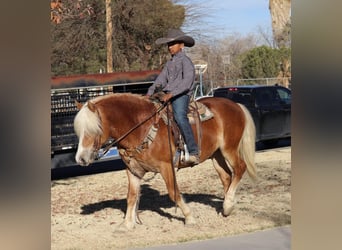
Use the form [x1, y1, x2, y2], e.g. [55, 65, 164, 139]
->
[51, 147, 291, 250]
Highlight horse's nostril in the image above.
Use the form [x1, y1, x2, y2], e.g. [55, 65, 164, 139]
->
[77, 157, 86, 166]
[81, 158, 91, 166]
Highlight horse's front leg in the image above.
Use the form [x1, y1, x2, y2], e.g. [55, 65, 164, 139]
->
[160, 165, 196, 226]
[122, 168, 142, 230]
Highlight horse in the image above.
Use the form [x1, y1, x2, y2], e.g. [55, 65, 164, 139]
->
[74, 93, 257, 230]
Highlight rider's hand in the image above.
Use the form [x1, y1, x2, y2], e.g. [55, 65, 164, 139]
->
[161, 93, 173, 103]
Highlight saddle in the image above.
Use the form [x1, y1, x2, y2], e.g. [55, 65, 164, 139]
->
[149, 91, 214, 123]
[150, 92, 214, 167]
[156, 100, 213, 124]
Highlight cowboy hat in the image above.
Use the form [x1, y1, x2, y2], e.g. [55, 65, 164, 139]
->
[155, 29, 195, 47]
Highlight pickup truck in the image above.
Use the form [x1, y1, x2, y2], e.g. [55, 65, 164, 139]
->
[207, 85, 291, 144]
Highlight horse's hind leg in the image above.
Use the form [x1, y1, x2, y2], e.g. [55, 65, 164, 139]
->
[224, 151, 247, 216]
[212, 151, 232, 193]
[212, 150, 246, 216]
[159, 165, 196, 226]
[211, 151, 234, 215]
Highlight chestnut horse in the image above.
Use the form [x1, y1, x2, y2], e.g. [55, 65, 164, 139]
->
[74, 93, 256, 229]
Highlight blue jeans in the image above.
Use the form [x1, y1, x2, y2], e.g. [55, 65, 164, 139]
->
[171, 94, 199, 155]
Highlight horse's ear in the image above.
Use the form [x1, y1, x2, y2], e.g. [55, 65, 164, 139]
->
[75, 100, 83, 110]
[87, 101, 96, 112]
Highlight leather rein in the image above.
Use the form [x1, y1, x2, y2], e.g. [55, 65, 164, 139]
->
[95, 101, 167, 160]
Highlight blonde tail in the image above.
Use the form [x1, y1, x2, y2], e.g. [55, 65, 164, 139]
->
[238, 104, 257, 181]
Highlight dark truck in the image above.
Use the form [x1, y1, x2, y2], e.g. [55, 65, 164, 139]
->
[51, 70, 159, 169]
[210, 85, 291, 144]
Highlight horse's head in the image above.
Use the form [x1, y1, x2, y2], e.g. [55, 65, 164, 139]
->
[74, 100, 104, 166]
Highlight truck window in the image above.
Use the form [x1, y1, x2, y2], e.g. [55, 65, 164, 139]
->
[255, 88, 278, 106]
[213, 88, 254, 106]
[276, 88, 291, 105]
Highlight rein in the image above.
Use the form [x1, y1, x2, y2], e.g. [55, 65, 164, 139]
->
[165, 103, 178, 210]
[97, 101, 167, 159]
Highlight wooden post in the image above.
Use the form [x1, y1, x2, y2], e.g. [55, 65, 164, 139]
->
[106, 0, 113, 73]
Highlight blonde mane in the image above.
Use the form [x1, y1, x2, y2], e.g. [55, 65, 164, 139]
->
[74, 93, 147, 138]
[74, 102, 102, 137]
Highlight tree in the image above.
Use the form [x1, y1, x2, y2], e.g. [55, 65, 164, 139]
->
[241, 46, 289, 79]
[51, 0, 106, 76]
[51, 0, 187, 76]
[188, 33, 259, 89]
[269, 0, 291, 48]
[109, 0, 185, 71]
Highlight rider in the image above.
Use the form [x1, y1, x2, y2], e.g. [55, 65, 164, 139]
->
[146, 29, 199, 165]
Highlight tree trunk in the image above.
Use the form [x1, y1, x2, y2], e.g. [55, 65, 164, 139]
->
[269, 0, 291, 44]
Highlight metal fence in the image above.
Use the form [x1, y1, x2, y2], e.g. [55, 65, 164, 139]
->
[51, 82, 153, 155]
[235, 77, 290, 87]
[51, 86, 114, 154]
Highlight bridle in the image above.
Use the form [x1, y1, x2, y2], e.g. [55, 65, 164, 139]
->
[94, 101, 168, 160]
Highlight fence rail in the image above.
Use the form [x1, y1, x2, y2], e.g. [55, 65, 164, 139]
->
[235, 77, 290, 87]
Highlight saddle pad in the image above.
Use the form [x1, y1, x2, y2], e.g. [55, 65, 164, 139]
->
[154, 100, 214, 125]
[188, 101, 214, 123]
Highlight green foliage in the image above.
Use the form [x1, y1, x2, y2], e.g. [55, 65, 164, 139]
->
[240, 46, 290, 79]
[51, 0, 185, 76]
[51, 0, 106, 75]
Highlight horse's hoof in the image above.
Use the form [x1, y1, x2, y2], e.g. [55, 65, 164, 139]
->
[223, 199, 236, 216]
[185, 216, 196, 226]
[222, 206, 234, 217]
[115, 221, 135, 232]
